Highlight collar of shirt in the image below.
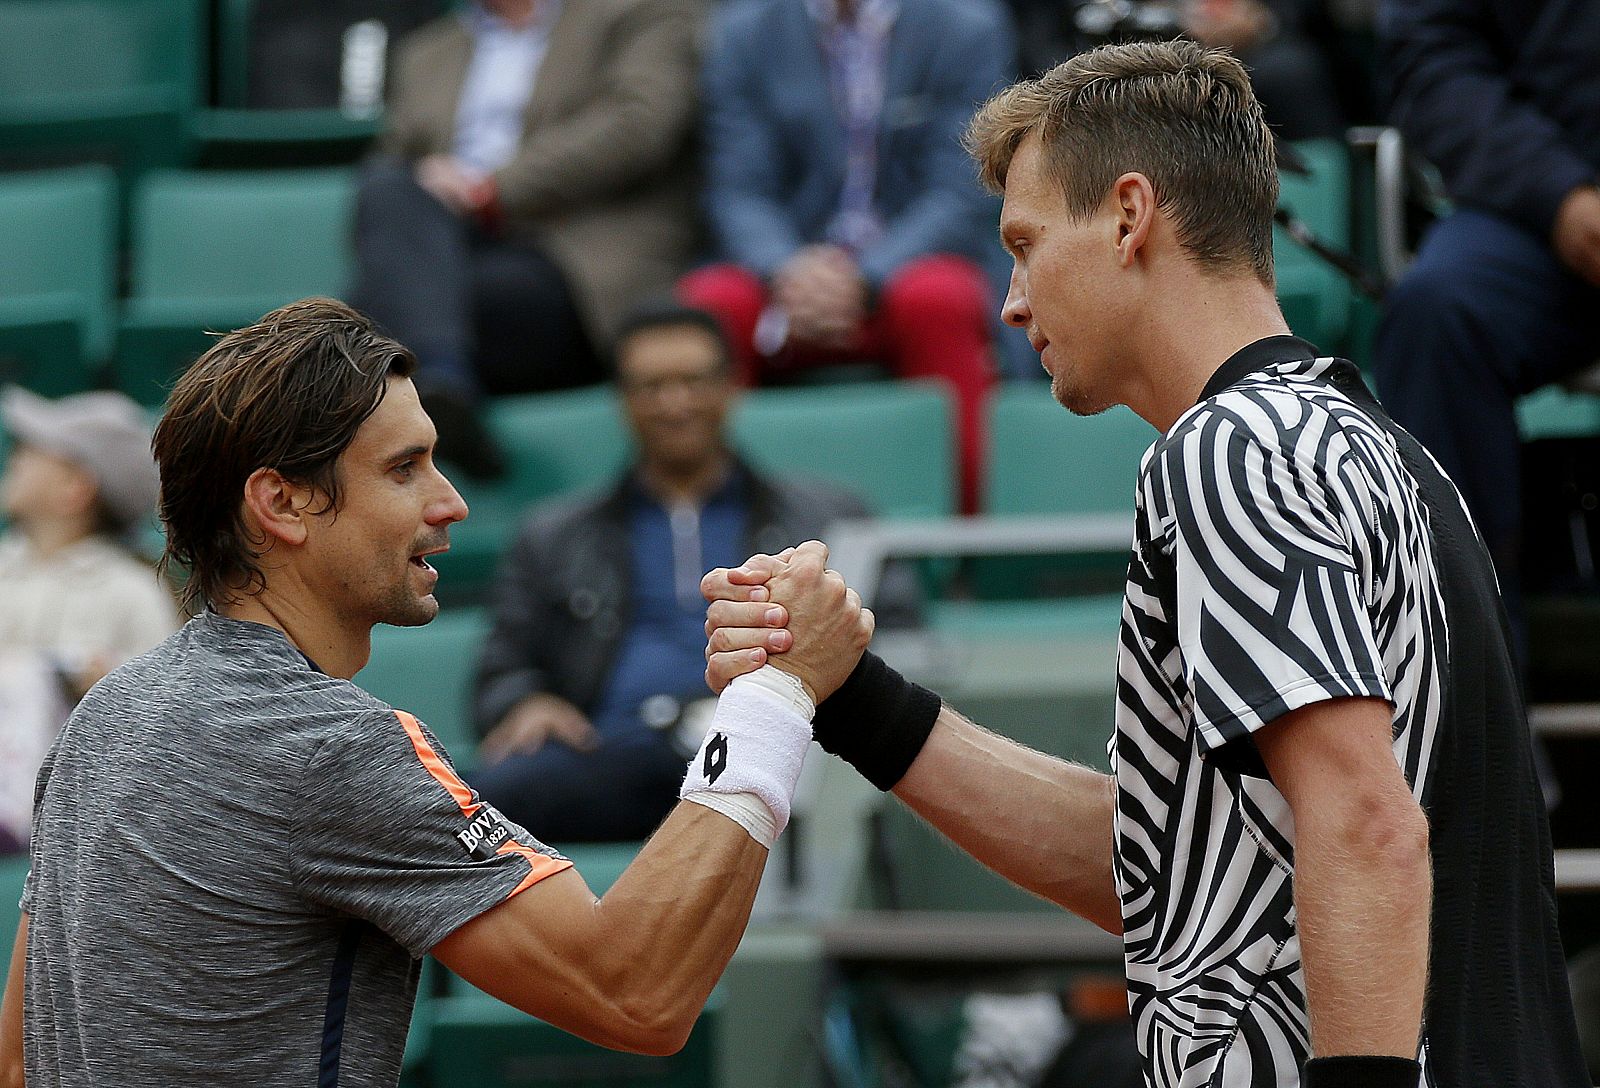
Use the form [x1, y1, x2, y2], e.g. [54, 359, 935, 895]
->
[1199, 334, 1322, 401]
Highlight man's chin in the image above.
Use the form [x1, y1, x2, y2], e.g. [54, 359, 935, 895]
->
[1051, 372, 1113, 418]
[381, 594, 441, 628]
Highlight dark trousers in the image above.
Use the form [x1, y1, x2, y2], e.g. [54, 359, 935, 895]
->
[350, 158, 599, 397]
[470, 728, 684, 844]
[1373, 208, 1600, 658]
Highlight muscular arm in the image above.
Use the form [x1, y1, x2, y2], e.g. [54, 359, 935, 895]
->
[433, 803, 765, 1055]
[1254, 696, 1430, 1057]
[1, 915, 24, 1088]
[892, 708, 1123, 934]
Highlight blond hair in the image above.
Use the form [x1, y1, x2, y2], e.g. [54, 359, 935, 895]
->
[966, 40, 1279, 284]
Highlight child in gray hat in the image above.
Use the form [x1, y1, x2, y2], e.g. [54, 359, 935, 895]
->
[0, 387, 180, 852]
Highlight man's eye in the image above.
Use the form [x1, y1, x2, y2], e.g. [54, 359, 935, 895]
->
[393, 461, 416, 478]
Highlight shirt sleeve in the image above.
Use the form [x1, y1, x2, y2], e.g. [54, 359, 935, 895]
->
[291, 709, 571, 956]
[1152, 402, 1392, 757]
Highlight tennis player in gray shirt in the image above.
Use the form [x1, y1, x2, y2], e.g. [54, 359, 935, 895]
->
[0, 297, 873, 1086]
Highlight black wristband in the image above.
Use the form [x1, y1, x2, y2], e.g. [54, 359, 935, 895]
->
[1303, 1056, 1421, 1088]
[811, 650, 941, 791]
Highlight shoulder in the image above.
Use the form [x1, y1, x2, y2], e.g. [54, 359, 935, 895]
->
[514, 484, 618, 546]
[1156, 369, 1365, 474]
[752, 470, 876, 547]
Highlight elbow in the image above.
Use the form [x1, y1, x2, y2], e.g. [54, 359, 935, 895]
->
[1348, 790, 1432, 886]
[606, 992, 697, 1056]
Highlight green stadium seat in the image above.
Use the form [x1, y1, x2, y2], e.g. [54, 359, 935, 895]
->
[1, 854, 28, 982]
[402, 953, 437, 1084]
[0, 166, 118, 395]
[360, 607, 489, 774]
[0, 0, 201, 181]
[115, 168, 356, 404]
[733, 381, 955, 519]
[190, 0, 385, 167]
[976, 385, 1152, 599]
[1517, 384, 1600, 441]
[1275, 139, 1353, 355]
[551, 842, 642, 897]
[437, 387, 633, 605]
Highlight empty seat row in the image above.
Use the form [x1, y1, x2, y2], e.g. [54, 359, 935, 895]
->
[0, 165, 353, 402]
[0, 0, 447, 180]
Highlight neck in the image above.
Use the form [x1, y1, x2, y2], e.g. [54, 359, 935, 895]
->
[638, 451, 733, 506]
[1117, 270, 1291, 433]
[20, 517, 97, 559]
[221, 583, 370, 680]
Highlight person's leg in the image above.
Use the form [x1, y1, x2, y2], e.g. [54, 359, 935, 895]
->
[471, 244, 602, 395]
[867, 255, 996, 514]
[348, 157, 479, 397]
[1374, 208, 1600, 659]
[678, 264, 769, 384]
[470, 730, 687, 844]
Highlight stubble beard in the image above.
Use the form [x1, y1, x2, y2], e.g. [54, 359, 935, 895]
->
[1050, 365, 1113, 418]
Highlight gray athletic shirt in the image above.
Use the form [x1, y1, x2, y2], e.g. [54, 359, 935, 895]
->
[21, 611, 571, 1087]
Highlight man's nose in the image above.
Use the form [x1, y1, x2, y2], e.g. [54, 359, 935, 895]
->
[431, 470, 469, 525]
[1001, 265, 1030, 327]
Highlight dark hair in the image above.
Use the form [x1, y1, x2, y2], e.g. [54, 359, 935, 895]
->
[966, 40, 1279, 284]
[611, 299, 733, 378]
[152, 297, 416, 609]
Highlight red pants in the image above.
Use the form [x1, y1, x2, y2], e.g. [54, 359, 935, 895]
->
[679, 255, 993, 513]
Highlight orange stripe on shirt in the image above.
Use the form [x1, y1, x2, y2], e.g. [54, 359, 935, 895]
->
[394, 710, 571, 897]
[395, 710, 479, 817]
[497, 840, 574, 899]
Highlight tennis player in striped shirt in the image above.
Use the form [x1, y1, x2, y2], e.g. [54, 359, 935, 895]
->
[705, 39, 1587, 1088]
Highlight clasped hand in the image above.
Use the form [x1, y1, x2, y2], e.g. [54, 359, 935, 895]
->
[699, 540, 874, 702]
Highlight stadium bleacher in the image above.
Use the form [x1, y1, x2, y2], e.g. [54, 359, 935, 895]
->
[5, 5, 1599, 1083]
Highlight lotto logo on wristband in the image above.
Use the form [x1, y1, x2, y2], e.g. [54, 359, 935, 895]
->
[703, 732, 729, 784]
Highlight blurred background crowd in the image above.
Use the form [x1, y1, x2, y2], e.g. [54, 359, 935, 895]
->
[0, 0, 1596, 1084]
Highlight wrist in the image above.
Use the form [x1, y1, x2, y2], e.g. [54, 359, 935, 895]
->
[680, 671, 814, 843]
[811, 651, 941, 790]
[1303, 1056, 1421, 1088]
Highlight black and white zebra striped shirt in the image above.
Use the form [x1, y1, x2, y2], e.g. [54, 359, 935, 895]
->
[1110, 336, 1585, 1087]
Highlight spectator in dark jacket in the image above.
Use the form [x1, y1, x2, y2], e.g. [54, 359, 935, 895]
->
[470, 302, 919, 842]
[1372, 0, 1600, 661]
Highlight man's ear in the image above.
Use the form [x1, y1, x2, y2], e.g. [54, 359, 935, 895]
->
[241, 467, 314, 547]
[1111, 171, 1157, 267]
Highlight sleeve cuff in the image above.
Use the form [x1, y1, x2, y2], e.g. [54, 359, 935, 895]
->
[1194, 673, 1394, 756]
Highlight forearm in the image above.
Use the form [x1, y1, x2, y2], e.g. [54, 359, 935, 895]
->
[584, 803, 767, 1037]
[893, 709, 1122, 933]
[1293, 805, 1430, 1056]
[439, 803, 766, 1055]
[1, 915, 25, 1088]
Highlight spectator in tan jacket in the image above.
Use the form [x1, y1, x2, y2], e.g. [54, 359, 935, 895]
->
[352, 0, 705, 477]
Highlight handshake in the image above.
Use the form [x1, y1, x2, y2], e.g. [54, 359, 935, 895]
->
[698, 539, 874, 704]
[677, 540, 943, 848]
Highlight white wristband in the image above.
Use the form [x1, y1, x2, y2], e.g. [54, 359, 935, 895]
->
[734, 665, 815, 721]
[683, 791, 778, 849]
[679, 668, 814, 842]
